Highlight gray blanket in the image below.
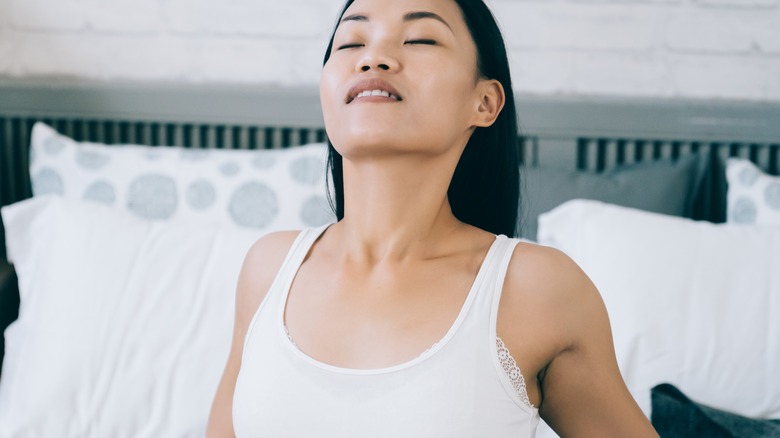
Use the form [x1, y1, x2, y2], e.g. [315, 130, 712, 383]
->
[651, 383, 780, 438]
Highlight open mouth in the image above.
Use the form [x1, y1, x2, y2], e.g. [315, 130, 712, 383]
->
[346, 80, 404, 104]
[352, 89, 402, 102]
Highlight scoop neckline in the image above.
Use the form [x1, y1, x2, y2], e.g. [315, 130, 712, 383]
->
[278, 228, 506, 376]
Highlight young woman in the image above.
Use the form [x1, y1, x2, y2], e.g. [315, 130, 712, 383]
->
[208, 0, 659, 436]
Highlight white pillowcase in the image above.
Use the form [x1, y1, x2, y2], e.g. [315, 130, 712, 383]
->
[29, 122, 335, 230]
[537, 200, 780, 419]
[726, 158, 780, 225]
[0, 195, 263, 437]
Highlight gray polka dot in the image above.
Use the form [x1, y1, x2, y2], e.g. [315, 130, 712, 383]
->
[289, 156, 323, 185]
[76, 149, 110, 170]
[186, 180, 216, 210]
[180, 149, 211, 161]
[731, 197, 757, 224]
[251, 155, 276, 170]
[738, 166, 760, 187]
[228, 182, 278, 229]
[765, 182, 780, 210]
[32, 167, 64, 196]
[43, 136, 67, 155]
[83, 181, 116, 205]
[300, 196, 334, 227]
[126, 173, 178, 220]
[220, 162, 240, 177]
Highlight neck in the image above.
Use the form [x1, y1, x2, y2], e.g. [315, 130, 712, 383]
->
[335, 152, 464, 264]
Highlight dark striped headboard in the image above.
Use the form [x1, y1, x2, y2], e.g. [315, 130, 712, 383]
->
[576, 138, 778, 173]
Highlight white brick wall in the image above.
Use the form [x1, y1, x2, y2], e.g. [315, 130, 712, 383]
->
[0, 0, 778, 101]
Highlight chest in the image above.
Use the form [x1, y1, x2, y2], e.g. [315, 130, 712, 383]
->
[233, 336, 538, 438]
[283, 257, 481, 369]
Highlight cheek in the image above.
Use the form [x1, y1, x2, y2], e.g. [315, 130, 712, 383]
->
[415, 68, 477, 125]
[319, 63, 342, 131]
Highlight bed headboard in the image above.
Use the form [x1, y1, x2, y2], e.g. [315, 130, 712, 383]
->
[2, 77, 780, 255]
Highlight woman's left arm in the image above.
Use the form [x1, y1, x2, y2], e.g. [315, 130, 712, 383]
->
[530, 248, 659, 437]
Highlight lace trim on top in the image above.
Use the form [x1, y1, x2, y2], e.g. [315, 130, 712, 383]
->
[496, 336, 534, 409]
[283, 325, 533, 409]
[284, 325, 298, 348]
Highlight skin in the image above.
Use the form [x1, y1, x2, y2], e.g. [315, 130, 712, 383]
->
[207, 0, 660, 436]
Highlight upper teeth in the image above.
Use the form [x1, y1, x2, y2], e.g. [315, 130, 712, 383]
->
[356, 89, 398, 100]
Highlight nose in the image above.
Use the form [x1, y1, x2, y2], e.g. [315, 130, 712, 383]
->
[356, 45, 400, 73]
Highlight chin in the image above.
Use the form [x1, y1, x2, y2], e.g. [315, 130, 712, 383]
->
[326, 113, 458, 159]
[331, 124, 412, 157]
[333, 136, 402, 160]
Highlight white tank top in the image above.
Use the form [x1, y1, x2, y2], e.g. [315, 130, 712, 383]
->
[233, 225, 540, 437]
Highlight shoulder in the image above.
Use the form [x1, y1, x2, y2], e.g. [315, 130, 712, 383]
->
[234, 230, 302, 327]
[500, 240, 607, 354]
[241, 230, 302, 275]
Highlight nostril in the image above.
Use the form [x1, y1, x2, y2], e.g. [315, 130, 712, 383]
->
[360, 64, 390, 72]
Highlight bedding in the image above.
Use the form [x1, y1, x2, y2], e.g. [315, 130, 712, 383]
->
[651, 383, 780, 437]
[0, 195, 263, 437]
[519, 154, 707, 240]
[0, 125, 339, 436]
[29, 122, 335, 229]
[726, 157, 780, 225]
[537, 200, 780, 421]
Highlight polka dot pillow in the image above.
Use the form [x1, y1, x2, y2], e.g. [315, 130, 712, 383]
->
[726, 158, 780, 225]
[29, 122, 336, 231]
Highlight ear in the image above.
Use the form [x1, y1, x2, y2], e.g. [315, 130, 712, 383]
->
[471, 79, 505, 128]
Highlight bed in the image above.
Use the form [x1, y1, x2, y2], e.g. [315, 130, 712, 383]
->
[1, 77, 779, 437]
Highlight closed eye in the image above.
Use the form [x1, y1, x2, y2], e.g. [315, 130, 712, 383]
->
[337, 43, 364, 50]
[405, 39, 437, 45]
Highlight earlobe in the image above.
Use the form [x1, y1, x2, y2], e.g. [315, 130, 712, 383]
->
[473, 80, 505, 128]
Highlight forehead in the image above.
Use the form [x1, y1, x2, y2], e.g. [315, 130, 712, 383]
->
[342, 0, 466, 31]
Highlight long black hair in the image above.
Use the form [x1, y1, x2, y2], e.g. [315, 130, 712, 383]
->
[322, 0, 520, 237]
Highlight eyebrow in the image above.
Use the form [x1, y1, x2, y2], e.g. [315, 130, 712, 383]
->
[340, 11, 453, 32]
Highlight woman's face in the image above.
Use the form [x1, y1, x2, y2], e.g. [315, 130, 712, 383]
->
[320, 0, 486, 160]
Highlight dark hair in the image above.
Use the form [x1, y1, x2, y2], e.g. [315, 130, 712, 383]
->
[322, 0, 520, 237]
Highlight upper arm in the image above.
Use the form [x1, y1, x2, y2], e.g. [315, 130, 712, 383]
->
[206, 230, 299, 438]
[506, 245, 658, 437]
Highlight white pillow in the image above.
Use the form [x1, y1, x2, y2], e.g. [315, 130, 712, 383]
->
[0, 195, 263, 437]
[537, 200, 780, 419]
[727, 158, 780, 225]
[29, 122, 335, 230]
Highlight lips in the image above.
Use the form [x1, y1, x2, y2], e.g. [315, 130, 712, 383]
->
[346, 79, 403, 104]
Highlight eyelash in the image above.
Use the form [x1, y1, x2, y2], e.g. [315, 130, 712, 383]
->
[337, 43, 364, 50]
[336, 39, 437, 50]
[407, 39, 437, 45]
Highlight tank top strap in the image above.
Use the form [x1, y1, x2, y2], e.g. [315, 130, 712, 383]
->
[279, 224, 331, 281]
[473, 235, 523, 337]
[241, 224, 330, 354]
[469, 234, 517, 332]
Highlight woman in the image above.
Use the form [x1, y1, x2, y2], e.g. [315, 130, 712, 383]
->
[208, 0, 658, 436]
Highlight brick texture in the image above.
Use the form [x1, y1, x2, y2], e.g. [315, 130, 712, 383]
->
[0, 0, 778, 101]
